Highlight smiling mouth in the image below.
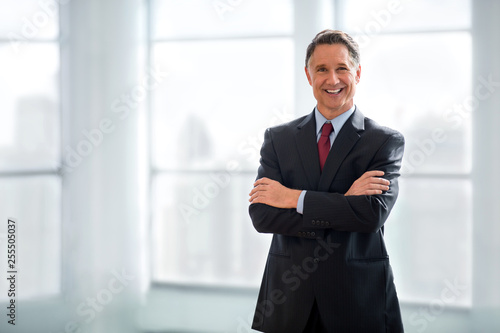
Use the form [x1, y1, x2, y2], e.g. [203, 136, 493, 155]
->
[325, 88, 343, 95]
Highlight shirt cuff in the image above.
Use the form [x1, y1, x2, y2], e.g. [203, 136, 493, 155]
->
[296, 190, 307, 215]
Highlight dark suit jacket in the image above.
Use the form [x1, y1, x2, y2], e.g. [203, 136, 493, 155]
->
[249, 107, 405, 333]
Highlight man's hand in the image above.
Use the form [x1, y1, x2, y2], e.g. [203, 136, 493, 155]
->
[345, 170, 390, 196]
[249, 178, 301, 209]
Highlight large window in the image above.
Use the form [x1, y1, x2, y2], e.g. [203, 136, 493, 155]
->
[149, 0, 473, 308]
[149, 0, 294, 287]
[341, 0, 472, 306]
[0, 0, 61, 300]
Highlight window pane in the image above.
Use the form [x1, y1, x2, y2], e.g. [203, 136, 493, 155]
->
[151, 0, 293, 39]
[354, 32, 472, 174]
[151, 39, 294, 171]
[152, 172, 270, 286]
[344, 0, 470, 33]
[384, 178, 472, 306]
[0, 175, 61, 300]
[0, 0, 58, 39]
[0, 43, 60, 172]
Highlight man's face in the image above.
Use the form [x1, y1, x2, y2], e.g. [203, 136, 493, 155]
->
[305, 43, 361, 119]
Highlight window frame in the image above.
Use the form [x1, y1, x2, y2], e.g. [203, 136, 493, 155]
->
[0, 1, 62, 301]
[147, 0, 475, 309]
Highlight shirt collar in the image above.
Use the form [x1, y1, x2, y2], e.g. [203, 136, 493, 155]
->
[315, 105, 356, 136]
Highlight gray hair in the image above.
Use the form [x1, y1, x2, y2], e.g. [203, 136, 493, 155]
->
[305, 29, 360, 69]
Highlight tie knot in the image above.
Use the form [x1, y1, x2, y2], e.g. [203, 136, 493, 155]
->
[321, 122, 333, 137]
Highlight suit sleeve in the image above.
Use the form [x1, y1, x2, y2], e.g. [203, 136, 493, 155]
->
[248, 128, 315, 237]
[303, 132, 405, 233]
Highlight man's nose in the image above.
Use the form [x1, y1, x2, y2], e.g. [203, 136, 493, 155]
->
[326, 71, 340, 85]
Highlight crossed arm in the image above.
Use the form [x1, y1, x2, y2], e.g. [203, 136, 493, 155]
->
[249, 170, 390, 209]
[248, 126, 404, 235]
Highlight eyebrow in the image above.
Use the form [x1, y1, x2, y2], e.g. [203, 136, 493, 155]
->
[314, 62, 350, 70]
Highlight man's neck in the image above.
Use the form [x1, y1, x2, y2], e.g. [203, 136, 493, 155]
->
[317, 104, 354, 120]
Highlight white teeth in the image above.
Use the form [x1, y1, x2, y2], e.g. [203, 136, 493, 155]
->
[327, 89, 341, 94]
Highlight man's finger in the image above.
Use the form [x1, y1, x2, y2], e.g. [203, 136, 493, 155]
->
[249, 190, 265, 203]
[249, 184, 268, 196]
[360, 170, 385, 179]
[364, 189, 383, 195]
[369, 177, 390, 185]
[253, 177, 272, 187]
[363, 181, 389, 190]
[355, 177, 388, 189]
[249, 193, 257, 202]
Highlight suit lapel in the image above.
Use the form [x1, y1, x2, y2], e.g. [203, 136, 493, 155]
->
[295, 111, 321, 189]
[318, 108, 365, 192]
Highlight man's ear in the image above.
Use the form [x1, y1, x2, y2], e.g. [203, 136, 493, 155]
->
[305, 66, 312, 86]
[355, 64, 361, 84]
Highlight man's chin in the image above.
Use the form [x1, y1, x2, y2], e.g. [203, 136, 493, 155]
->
[320, 102, 350, 113]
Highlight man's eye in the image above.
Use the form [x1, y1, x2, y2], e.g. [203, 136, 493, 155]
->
[337, 67, 348, 72]
[317, 68, 327, 72]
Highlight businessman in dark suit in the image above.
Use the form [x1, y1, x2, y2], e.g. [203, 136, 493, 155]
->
[248, 30, 405, 332]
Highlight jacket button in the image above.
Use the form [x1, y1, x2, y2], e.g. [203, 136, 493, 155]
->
[325, 221, 330, 227]
[314, 258, 320, 263]
[311, 232, 316, 237]
[312, 220, 316, 225]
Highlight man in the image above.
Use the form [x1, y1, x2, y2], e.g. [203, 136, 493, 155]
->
[248, 29, 405, 332]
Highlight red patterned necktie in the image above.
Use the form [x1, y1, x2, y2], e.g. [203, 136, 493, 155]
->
[318, 122, 333, 171]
